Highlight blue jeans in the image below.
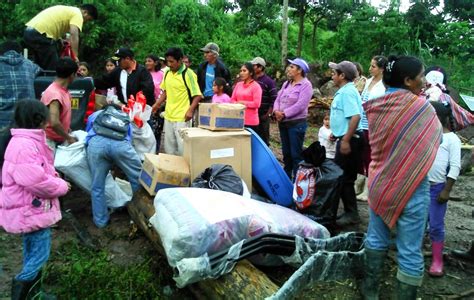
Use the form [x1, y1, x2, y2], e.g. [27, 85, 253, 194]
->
[429, 182, 447, 242]
[366, 177, 429, 286]
[87, 135, 142, 228]
[279, 121, 307, 180]
[16, 228, 51, 281]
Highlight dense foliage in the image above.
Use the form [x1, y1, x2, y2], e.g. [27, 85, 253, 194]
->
[1, 0, 472, 91]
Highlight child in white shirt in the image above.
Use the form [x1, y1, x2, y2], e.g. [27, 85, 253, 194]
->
[318, 112, 336, 159]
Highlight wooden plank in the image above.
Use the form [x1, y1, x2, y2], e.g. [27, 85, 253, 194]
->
[128, 188, 279, 299]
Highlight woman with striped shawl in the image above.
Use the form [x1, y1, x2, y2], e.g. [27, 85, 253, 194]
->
[359, 56, 442, 300]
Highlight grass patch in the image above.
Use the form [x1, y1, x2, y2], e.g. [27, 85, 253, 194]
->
[46, 241, 163, 299]
[304, 126, 319, 148]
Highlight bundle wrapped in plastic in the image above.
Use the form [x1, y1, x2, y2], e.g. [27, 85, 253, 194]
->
[54, 131, 131, 208]
[149, 188, 330, 272]
[122, 91, 156, 159]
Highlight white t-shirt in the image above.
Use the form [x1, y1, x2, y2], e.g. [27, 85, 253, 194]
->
[318, 125, 336, 159]
[120, 70, 128, 102]
[428, 132, 462, 183]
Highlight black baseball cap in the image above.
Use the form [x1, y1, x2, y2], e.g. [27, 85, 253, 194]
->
[112, 47, 134, 60]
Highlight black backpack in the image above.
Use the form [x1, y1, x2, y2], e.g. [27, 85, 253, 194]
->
[92, 105, 130, 140]
[164, 68, 192, 103]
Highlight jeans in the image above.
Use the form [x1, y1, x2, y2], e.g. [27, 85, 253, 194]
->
[163, 119, 190, 156]
[366, 177, 430, 286]
[23, 28, 58, 71]
[87, 135, 142, 228]
[333, 134, 364, 216]
[279, 120, 307, 180]
[429, 182, 447, 242]
[16, 228, 51, 281]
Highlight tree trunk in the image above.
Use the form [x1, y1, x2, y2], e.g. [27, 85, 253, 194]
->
[281, 0, 289, 67]
[128, 188, 279, 299]
[296, 4, 306, 57]
[311, 17, 323, 59]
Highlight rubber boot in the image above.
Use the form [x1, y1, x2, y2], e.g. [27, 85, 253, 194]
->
[451, 242, 474, 262]
[428, 241, 444, 277]
[359, 248, 387, 300]
[395, 280, 418, 300]
[11, 278, 32, 300]
[26, 271, 56, 300]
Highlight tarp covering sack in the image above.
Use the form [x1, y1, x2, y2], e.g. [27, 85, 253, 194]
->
[54, 130, 131, 208]
[148, 188, 330, 287]
[267, 232, 366, 300]
[191, 164, 250, 197]
[293, 159, 344, 226]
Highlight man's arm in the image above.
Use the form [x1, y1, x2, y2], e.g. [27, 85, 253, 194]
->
[340, 114, 360, 155]
[49, 101, 77, 144]
[69, 25, 80, 62]
[185, 95, 202, 122]
[94, 68, 119, 90]
[152, 90, 167, 114]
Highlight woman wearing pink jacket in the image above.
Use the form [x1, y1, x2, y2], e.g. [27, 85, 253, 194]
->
[0, 100, 70, 299]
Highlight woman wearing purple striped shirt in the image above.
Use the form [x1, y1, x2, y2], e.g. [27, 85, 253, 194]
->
[273, 58, 313, 180]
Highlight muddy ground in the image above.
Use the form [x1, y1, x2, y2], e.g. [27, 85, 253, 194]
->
[1, 122, 473, 299]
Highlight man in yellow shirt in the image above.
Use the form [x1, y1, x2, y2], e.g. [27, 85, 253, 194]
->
[152, 47, 202, 156]
[24, 4, 98, 70]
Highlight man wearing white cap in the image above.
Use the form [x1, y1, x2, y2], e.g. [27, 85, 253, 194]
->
[251, 57, 277, 145]
[328, 60, 364, 226]
[197, 42, 232, 102]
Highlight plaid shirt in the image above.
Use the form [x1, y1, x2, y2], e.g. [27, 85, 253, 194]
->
[0, 51, 40, 128]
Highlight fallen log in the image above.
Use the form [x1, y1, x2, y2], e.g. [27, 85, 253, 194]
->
[128, 188, 279, 299]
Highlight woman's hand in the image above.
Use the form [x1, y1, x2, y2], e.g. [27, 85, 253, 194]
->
[274, 111, 285, 122]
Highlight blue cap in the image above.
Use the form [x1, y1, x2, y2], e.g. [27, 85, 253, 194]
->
[288, 58, 310, 74]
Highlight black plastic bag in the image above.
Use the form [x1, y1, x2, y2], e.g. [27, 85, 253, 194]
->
[192, 164, 244, 195]
[302, 141, 326, 167]
[296, 159, 343, 225]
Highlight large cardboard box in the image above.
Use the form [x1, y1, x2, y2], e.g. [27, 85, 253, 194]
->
[139, 153, 190, 196]
[181, 127, 252, 190]
[199, 103, 245, 131]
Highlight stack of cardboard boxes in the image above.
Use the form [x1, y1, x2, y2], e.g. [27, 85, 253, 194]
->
[139, 103, 252, 195]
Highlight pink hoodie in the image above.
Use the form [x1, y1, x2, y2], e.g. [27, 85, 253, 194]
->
[0, 129, 68, 234]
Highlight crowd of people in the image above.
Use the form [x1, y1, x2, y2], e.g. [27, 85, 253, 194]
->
[0, 3, 473, 300]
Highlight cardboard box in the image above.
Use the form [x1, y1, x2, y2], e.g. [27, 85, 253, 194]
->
[139, 153, 191, 196]
[198, 103, 245, 131]
[94, 94, 108, 111]
[180, 127, 252, 191]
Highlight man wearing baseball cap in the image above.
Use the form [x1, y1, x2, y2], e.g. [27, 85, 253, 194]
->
[251, 57, 277, 145]
[328, 60, 364, 226]
[197, 42, 232, 102]
[94, 47, 155, 106]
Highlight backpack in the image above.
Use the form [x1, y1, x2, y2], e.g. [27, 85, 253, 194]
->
[163, 68, 192, 103]
[293, 163, 321, 210]
[92, 105, 130, 140]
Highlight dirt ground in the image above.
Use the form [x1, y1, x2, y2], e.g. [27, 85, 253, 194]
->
[1, 121, 473, 299]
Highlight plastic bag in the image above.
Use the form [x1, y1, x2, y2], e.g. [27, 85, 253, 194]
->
[132, 122, 156, 160]
[149, 188, 330, 272]
[54, 131, 131, 208]
[191, 164, 244, 196]
[295, 159, 344, 224]
[302, 141, 326, 167]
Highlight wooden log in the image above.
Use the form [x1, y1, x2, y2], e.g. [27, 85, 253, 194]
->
[128, 188, 279, 299]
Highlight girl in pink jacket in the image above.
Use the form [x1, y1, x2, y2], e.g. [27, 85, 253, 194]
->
[0, 100, 70, 299]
